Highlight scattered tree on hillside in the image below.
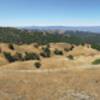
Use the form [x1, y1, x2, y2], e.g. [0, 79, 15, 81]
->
[92, 59, 100, 65]
[8, 44, 15, 50]
[40, 46, 51, 57]
[91, 44, 100, 51]
[14, 52, 24, 61]
[24, 52, 40, 60]
[3, 52, 17, 62]
[67, 55, 74, 60]
[34, 62, 41, 69]
[54, 49, 63, 56]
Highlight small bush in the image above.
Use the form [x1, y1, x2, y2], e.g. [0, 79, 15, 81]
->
[54, 49, 63, 56]
[64, 45, 74, 52]
[3, 52, 17, 62]
[40, 52, 47, 58]
[24, 52, 40, 60]
[64, 48, 70, 52]
[92, 59, 100, 65]
[8, 44, 15, 50]
[70, 45, 74, 51]
[67, 55, 74, 60]
[40, 46, 51, 57]
[34, 62, 41, 68]
[91, 44, 100, 51]
[14, 52, 24, 61]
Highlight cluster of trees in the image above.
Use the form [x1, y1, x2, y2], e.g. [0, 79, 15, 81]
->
[0, 27, 99, 44]
[40, 45, 51, 57]
[3, 45, 67, 63]
[0, 27, 100, 50]
[3, 52, 17, 62]
[3, 51, 42, 68]
[91, 44, 100, 51]
[0, 27, 68, 44]
[3, 52, 40, 62]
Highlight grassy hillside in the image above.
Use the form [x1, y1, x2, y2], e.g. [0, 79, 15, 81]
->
[0, 28, 100, 100]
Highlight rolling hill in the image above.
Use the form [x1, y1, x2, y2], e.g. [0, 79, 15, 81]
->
[23, 26, 100, 33]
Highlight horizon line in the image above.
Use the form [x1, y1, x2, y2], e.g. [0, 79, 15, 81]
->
[0, 25, 100, 28]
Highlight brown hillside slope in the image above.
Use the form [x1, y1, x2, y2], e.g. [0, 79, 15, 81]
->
[0, 43, 100, 100]
[0, 69, 99, 100]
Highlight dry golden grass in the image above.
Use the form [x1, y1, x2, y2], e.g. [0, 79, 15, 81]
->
[0, 69, 100, 100]
[0, 43, 100, 100]
[68, 45, 98, 56]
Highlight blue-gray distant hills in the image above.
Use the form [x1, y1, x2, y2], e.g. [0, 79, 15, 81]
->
[23, 26, 100, 33]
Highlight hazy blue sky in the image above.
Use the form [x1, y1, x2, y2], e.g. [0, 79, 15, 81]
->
[0, 0, 100, 26]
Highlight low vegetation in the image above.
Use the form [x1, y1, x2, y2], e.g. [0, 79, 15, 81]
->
[8, 43, 15, 50]
[92, 59, 100, 65]
[54, 49, 63, 56]
[67, 55, 74, 60]
[24, 52, 40, 61]
[34, 62, 41, 69]
[14, 52, 24, 61]
[40, 46, 51, 57]
[3, 51, 40, 62]
[3, 52, 17, 62]
[91, 44, 100, 51]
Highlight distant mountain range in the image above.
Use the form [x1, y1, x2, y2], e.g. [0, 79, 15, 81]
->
[23, 26, 100, 33]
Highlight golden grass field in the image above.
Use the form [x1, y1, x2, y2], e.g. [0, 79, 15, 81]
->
[0, 43, 100, 100]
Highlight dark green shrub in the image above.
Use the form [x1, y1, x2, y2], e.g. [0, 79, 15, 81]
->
[14, 52, 24, 61]
[64, 45, 74, 52]
[40, 46, 51, 57]
[3, 52, 17, 62]
[54, 49, 63, 56]
[40, 52, 47, 58]
[67, 55, 74, 60]
[24, 52, 40, 60]
[70, 45, 74, 51]
[92, 59, 100, 65]
[91, 44, 100, 51]
[64, 48, 70, 52]
[34, 62, 41, 69]
[8, 44, 15, 50]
